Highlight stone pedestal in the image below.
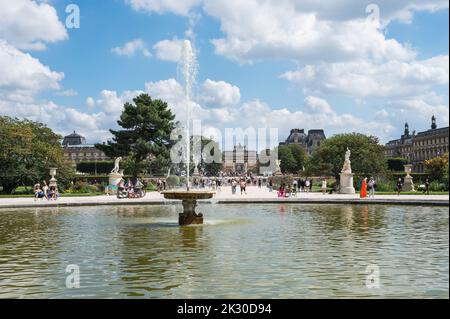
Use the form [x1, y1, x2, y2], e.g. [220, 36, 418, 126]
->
[179, 199, 203, 225]
[108, 172, 123, 186]
[340, 172, 356, 194]
[161, 190, 215, 225]
[403, 175, 415, 191]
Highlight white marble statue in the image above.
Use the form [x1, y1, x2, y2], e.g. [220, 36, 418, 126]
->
[111, 157, 122, 174]
[341, 148, 352, 173]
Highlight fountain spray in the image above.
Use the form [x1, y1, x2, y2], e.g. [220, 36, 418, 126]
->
[179, 40, 198, 191]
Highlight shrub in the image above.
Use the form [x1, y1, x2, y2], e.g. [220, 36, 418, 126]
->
[70, 181, 100, 193]
[166, 175, 180, 188]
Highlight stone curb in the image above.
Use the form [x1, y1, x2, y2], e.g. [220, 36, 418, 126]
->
[0, 198, 448, 209]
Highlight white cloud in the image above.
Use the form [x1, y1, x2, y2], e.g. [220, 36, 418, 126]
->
[56, 89, 78, 97]
[0, 40, 64, 101]
[112, 39, 151, 58]
[125, 0, 201, 16]
[304, 96, 333, 113]
[86, 97, 95, 108]
[0, 0, 68, 50]
[152, 38, 184, 62]
[281, 55, 449, 98]
[203, 0, 420, 64]
[200, 79, 241, 108]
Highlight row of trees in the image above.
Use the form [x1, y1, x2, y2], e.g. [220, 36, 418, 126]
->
[0, 116, 75, 194]
[273, 133, 386, 183]
[1, 93, 448, 193]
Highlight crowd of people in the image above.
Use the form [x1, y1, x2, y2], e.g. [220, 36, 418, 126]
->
[117, 178, 146, 198]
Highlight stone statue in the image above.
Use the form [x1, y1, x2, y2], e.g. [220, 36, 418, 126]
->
[274, 159, 282, 176]
[111, 157, 122, 174]
[339, 147, 355, 194]
[341, 148, 352, 173]
[345, 147, 351, 162]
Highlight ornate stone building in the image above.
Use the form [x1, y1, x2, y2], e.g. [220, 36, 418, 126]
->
[62, 131, 110, 163]
[222, 144, 258, 174]
[385, 116, 449, 172]
[279, 128, 326, 154]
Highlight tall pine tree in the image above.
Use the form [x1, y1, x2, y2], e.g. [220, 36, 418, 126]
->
[96, 94, 177, 179]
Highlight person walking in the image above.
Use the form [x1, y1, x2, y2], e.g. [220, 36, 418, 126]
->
[240, 179, 247, 195]
[268, 179, 273, 192]
[321, 179, 327, 195]
[368, 177, 376, 198]
[231, 179, 237, 195]
[360, 177, 368, 198]
[305, 179, 310, 193]
[424, 178, 430, 195]
[396, 178, 403, 196]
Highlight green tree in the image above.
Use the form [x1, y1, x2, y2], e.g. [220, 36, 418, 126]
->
[277, 146, 297, 174]
[276, 144, 307, 174]
[0, 116, 75, 194]
[306, 133, 386, 182]
[199, 136, 223, 176]
[424, 152, 449, 182]
[95, 94, 177, 179]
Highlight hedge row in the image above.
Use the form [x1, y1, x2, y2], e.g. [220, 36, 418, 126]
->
[76, 161, 114, 174]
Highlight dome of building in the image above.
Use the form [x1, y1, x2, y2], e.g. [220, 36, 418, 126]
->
[285, 129, 307, 144]
[62, 131, 86, 146]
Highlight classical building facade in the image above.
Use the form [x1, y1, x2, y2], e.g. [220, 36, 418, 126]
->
[222, 144, 258, 174]
[279, 128, 326, 154]
[385, 116, 449, 172]
[62, 131, 110, 163]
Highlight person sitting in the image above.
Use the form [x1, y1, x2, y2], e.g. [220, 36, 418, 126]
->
[34, 183, 45, 201]
[48, 186, 57, 200]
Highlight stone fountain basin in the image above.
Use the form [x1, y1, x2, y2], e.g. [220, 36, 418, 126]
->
[161, 190, 215, 200]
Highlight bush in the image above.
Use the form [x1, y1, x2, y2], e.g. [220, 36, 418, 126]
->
[166, 175, 180, 188]
[429, 181, 446, 192]
[69, 181, 101, 193]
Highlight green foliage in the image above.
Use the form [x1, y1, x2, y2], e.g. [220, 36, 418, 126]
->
[166, 175, 180, 188]
[306, 133, 386, 180]
[269, 175, 294, 188]
[424, 153, 449, 183]
[0, 116, 75, 194]
[68, 181, 102, 193]
[95, 94, 177, 179]
[76, 161, 114, 174]
[387, 157, 407, 172]
[199, 136, 223, 176]
[276, 144, 307, 174]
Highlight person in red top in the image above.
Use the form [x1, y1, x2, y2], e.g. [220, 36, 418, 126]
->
[360, 177, 368, 198]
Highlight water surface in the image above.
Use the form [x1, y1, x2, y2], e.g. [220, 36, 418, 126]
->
[0, 204, 448, 298]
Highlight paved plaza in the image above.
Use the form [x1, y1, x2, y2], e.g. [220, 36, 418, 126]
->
[0, 186, 447, 209]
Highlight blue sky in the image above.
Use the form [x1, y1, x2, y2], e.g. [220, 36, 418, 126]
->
[0, 0, 448, 147]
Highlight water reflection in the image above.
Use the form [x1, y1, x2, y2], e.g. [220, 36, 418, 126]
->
[0, 204, 447, 298]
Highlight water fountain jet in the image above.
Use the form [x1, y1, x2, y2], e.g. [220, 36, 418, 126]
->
[161, 40, 215, 226]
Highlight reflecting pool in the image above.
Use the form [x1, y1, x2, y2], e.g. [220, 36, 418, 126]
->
[0, 204, 448, 298]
